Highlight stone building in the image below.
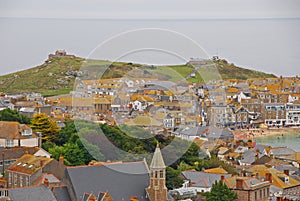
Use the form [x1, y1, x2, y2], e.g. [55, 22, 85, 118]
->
[224, 176, 270, 201]
[146, 144, 169, 201]
[47, 50, 75, 60]
[5, 154, 65, 188]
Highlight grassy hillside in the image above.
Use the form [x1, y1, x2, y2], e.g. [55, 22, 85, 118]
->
[0, 57, 276, 96]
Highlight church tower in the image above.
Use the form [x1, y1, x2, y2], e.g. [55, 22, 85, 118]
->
[146, 144, 168, 201]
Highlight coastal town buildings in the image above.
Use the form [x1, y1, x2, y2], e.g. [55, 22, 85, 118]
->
[0, 121, 40, 148]
[0, 74, 300, 200]
[224, 176, 270, 201]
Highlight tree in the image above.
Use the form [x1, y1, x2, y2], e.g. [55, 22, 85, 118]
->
[205, 181, 237, 201]
[56, 119, 76, 145]
[166, 167, 183, 190]
[30, 113, 59, 142]
[0, 108, 30, 124]
[49, 142, 85, 166]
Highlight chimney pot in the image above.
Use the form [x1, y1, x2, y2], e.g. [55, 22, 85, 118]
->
[40, 160, 44, 167]
[265, 173, 272, 183]
[284, 169, 289, 176]
[59, 154, 64, 165]
[236, 178, 244, 189]
[44, 178, 49, 187]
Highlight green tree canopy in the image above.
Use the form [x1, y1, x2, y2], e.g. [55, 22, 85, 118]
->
[56, 119, 77, 145]
[0, 108, 30, 124]
[205, 180, 238, 201]
[166, 166, 183, 190]
[30, 113, 59, 142]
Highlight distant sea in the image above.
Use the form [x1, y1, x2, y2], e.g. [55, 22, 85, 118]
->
[0, 17, 300, 76]
[255, 133, 300, 152]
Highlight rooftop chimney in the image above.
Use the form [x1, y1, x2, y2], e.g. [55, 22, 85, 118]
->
[265, 173, 272, 183]
[59, 154, 64, 165]
[283, 169, 289, 176]
[236, 178, 244, 189]
[44, 178, 49, 187]
[221, 175, 225, 182]
[40, 160, 45, 167]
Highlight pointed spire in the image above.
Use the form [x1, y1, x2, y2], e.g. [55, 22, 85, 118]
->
[150, 144, 166, 169]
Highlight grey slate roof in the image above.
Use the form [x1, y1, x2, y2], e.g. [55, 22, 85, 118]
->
[254, 144, 269, 153]
[181, 126, 205, 136]
[271, 147, 295, 156]
[239, 150, 264, 165]
[181, 171, 231, 188]
[275, 164, 299, 173]
[180, 126, 234, 140]
[42, 174, 60, 184]
[8, 186, 57, 201]
[53, 186, 72, 201]
[66, 161, 150, 201]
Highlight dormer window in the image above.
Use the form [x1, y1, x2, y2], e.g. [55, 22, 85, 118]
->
[284, 176, 289, 184]
[21, 129, 32, 136]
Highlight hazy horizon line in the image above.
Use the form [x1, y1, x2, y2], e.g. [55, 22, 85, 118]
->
[1, 16, 300, 21]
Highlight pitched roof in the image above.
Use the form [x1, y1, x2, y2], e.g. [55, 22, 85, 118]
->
[150, 144, 166, 169]
[53, 186, 72, 201]
[224, 176, 270, 190]
[275, 165, 299, 173]
[125, 115, 162, 127]
[8, 186, 57, 201]
[180, 126, 234, 140]
[276, 152, 300, 162]
[181, 170, 231, 188]
[253, 144, 270, 153]
[6, 154, 53, 175]
[65, 161, 150, 201]
[258, 168, 300, 189]
[0, 147, 40, 160]
[0, 121, 36, 139]
[204, 167, 228, 174]
[41, 174, 60, 184]
[239, 150, 264, 165]
[270, 147, 295, 156]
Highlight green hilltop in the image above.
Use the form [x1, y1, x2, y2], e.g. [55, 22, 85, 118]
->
[0, 56, 276, 96]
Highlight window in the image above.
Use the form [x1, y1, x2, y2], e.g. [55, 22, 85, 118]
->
[20, 176, 23, 187]
[260, 189, 262, 198]
[263, 188, 266, 197]
[160, 170, 164, 178]
[25, 176, 29, 186]
[255, 191, 257, 200]
[8, 173, 11, 186]
[14, 174, 17, 186]
[5, 139, 14, 148]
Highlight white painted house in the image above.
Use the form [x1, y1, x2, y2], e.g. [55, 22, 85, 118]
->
[0, 121, 39, 148]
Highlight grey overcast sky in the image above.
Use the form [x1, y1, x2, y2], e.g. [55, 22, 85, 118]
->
[0, 0, 300, 76]
[1, 0, 300, 19]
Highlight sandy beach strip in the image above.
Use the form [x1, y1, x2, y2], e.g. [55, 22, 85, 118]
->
[233, 127, 300, 140]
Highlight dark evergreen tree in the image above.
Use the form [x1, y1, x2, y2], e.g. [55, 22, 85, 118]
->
[205, 180, 238, 201]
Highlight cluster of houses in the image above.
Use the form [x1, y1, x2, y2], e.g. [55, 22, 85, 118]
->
[50, 76, 300, 130]
[1, 76, 300, 131]
[0, 119, 299, 200]
[0, 75, 300, 200]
